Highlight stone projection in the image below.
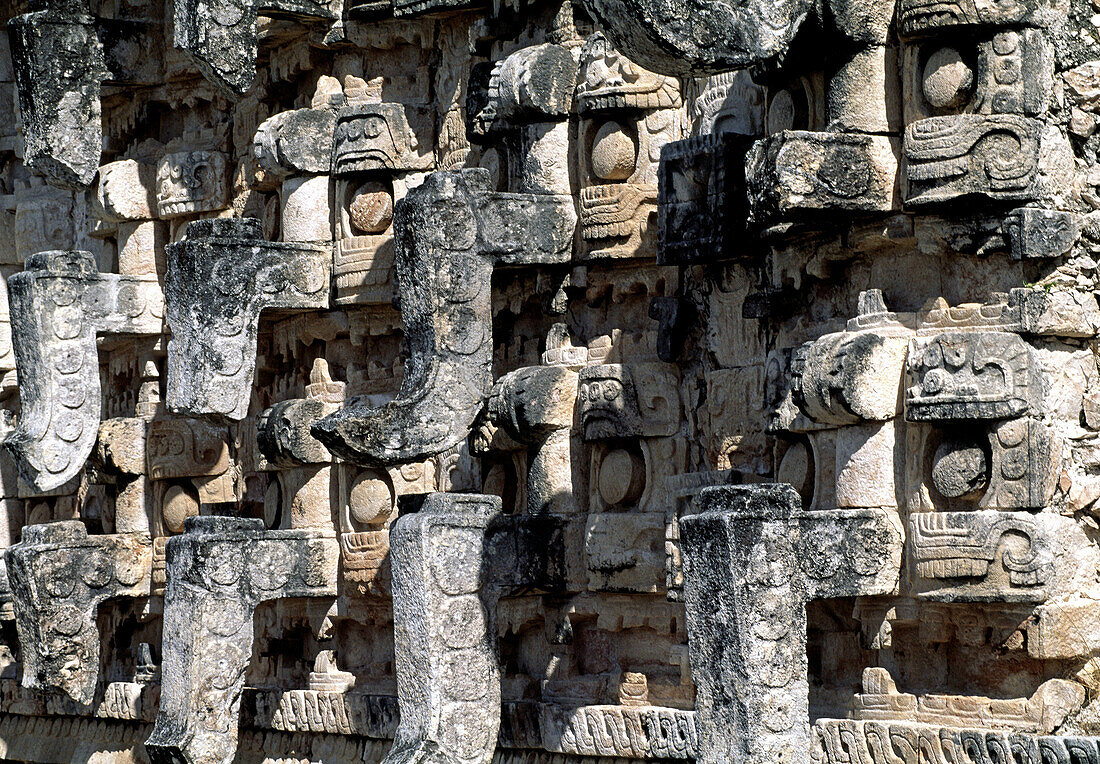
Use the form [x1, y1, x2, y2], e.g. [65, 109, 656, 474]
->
[2, 0, 1100, 762]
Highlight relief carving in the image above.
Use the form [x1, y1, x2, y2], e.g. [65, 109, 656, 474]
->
[164, 218, 330, 421]
[144, 516, 338, 764]
[5, 521, 151, 707]
[4, 251, 164, 494]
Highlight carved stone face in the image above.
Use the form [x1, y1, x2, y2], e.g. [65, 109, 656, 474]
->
[576, 35, 683, 260]
[906, 332, 1037, 420]
[577, 365, 643, 440]
[155, 151, 228, 219]
[897, 0, 1068, 208]
[332, 104, 434, 174]
[146, 418, 230, 481]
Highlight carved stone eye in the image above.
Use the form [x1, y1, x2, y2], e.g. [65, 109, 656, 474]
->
[932, 440, 989, 499]
[766, 88, 797, 133]
[922, 47, 973, 110]
[598, 447, 646, 506]
[591, 121, 636, 181]
[922, 368, 948, 395]
[607, 380, 623, 400]
[347, 469, 395, 528]
[348, 182, 394, 234]
[162, 484, 199, 535]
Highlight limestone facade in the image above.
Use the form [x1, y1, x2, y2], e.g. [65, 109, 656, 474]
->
[1, 0, 1100, 762]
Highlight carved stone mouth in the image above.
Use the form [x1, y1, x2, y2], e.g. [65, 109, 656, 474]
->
[333, 149, 398, 173]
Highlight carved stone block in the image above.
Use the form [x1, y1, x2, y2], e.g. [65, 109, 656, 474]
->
[680, 484, 900, 764]
[146, 418, 230, 480]
[1003, 207, 1082, 260]
[746, 131, 900, 222]
[898, 0, 1060, 38]
[144, 516, 337, 764]
[254, 108, 336, 179]
[332, 104, 435, 174]
[164, 218, 330, 421]
[172, 0, 292, 96]
[8, 11, 106, 189]
[657, 134, 750, 264]
[97, 159, 158, 222]
[577, 364, 680, 441]
[4, 251, 164, 494]
[791, 330, 909, 426]
[906, 332, 1039, 421]
[316, 169, 569, 465]
[582, 0, 813, 75]
[5, 521, 151, 706]
[908, 510, 1060, 601]
[902, 29, 1053, 123]
[903, 115, 1045, 205]
[155, 151, 229, 218]
[384, 493, 502, 764]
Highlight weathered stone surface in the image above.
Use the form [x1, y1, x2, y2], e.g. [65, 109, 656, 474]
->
[313, 169, 571, 466]
[254, 109, 336, 179]
[144, 516, 337, 764]
[906, 332, 1039, 421]
[173, 0, 342, 96]
[1004, 208, 1082, 260]
[3, 3, 1100, 763]
[312, 171, 492, 464]
[903, 116, 1051, 205]
[384, 494, 502, 764]
[156, 151, 229, 218]
[747, 131, 900, 222]
[581, 0, 813, 76]
[907, 510, 1066, 601]
[5, 521, 151, 707]
[4, 251, 164, 494]
[164, 218, 330, 421]
[680, 484, 900, 764]
[8, 11, 106, 189]
[657, 134, 750, 264]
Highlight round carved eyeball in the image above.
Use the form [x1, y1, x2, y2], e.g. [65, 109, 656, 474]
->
[348, 182, 393, 234]
[931, 440, 988, 499]
[348, 470, 394, 527]
[590, 121, 636, 182]
[598, 447, 646, 506]
[922, 47, 973, 110]
[479, 147, 505, 192]
[162, 484, 199, 534]
[766, 89, 798, 134]
[777, 440, 814, 507]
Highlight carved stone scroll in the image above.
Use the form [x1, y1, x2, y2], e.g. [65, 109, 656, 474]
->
[906, 332, 1039, 421]
[680, 484, 901, 764]
[164, 218, 331, 421]
[904, 115, 1047, 205]
[384, 493, 503, 764]
[144, 516, 338, 764]
[5, 521, 151, 707]
[8, 9, 106, 189]
[4, 250, 164, 494]
[908, 510, 1060, 601]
